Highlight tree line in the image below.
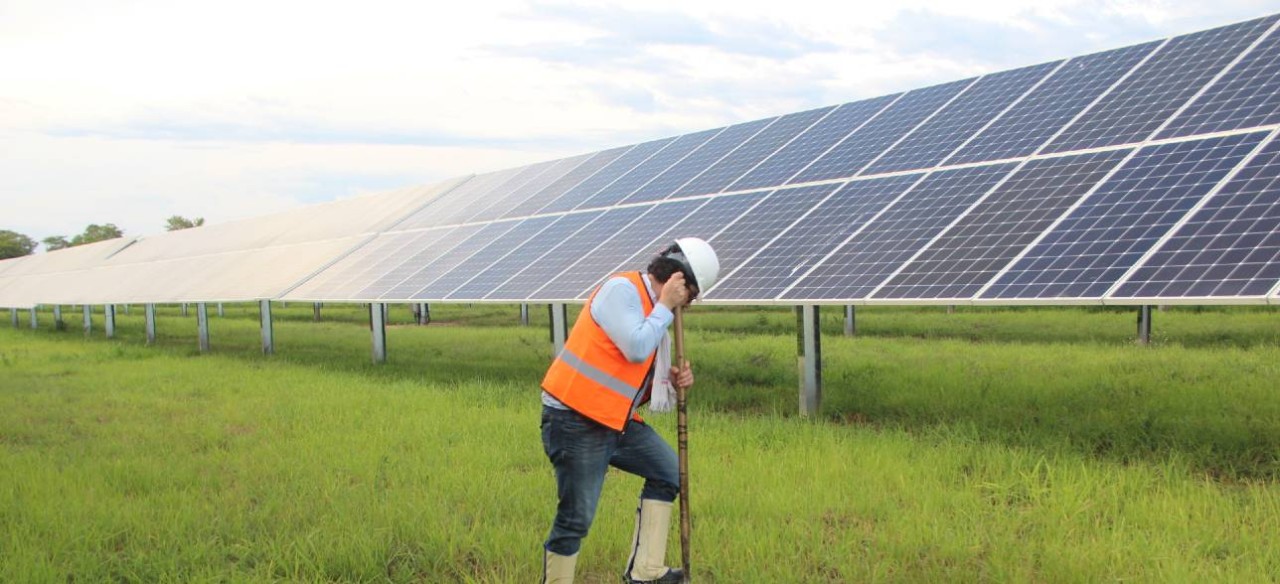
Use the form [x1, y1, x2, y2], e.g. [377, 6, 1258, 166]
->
[0, 216, 205, 260]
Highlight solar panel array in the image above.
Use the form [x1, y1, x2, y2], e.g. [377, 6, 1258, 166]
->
[274, 12, 1280, 307]
[6, 14, 1280, 310]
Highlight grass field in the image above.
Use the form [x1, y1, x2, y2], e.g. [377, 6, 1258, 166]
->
[2, 303, 1279, 582]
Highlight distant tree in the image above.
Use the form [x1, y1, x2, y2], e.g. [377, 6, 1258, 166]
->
[165, 215, 205, 231]
[0, 230, 37, 259]
[42, 235, 70, 251]
[69, 223, 124, 246]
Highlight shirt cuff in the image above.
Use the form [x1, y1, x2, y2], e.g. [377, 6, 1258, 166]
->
[649, 302, 674, 327]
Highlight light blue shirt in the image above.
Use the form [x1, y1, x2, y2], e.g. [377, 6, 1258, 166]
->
[542, 273, 673, 409]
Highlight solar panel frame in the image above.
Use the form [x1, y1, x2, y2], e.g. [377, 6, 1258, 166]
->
[536, 138, 675, 214]
[1157, 20, 1280, 138]
[864, 60, 1063, 175]
[578, 128, 724, 209]
[977, 131, 1268, 304]
[634, 117, 777, 202]
[501, 147, 632, 219]
[788, 77, 978, 185]
[1043, 15, 1279, 154]
[1107, 128, 1280, 303]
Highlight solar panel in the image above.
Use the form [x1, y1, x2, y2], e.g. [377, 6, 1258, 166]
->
[530, 199, 706, 301]
[376, 221, 521, 300]
[946, 42, 1161, 166]
[1043, 15, 1278, 154]
[789, 77, 976, 184]
[536, 138, 674, 214]
[1112, 131, 1280, 299]
[782, 163, 1018, 300]
[1158, 21, 1280, 139]
[446, 212, 601, 299]
[671, 106, 836, 198]
[625, 117, 776, 203]
[374, 224, 489, 299]
[982, 131, 1267, 300]
[295, 227, 458, 301]
[727, 95, 900, 192]
[486, 206, 651, 301]
[864, 61, 1060, 174]
[709, 174, 920, 300]
[873, 149, 1131, 300]
[463, 155, 593, 223]
[572, 129, 723, 210]
[502, 147, 631, 219]
[414, 216, 558, 299]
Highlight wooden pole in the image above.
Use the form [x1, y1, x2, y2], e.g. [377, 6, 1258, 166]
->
[674, 307, 691, 582]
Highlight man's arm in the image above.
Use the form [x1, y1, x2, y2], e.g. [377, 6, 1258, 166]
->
[590, 277, 673, 363]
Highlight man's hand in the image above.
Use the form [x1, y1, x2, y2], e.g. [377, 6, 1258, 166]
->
[658, 272, 690, 310]
[670, 359, 694, 390]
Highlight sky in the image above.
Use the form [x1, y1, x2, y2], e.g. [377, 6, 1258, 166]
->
[2, 0, 1279, 247]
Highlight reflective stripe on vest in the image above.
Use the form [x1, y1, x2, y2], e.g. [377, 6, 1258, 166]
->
[541, 271, 657, 431]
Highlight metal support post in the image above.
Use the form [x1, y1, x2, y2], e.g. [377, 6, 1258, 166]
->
[123, 304, 130, 315]
[844, 305, 856, 337]
[217, 303, 224, 317]
[550, 303, 568, 356]
[417, 303, 431, 325]
[10, 308, 18, 328]
[104, 305, 116, 339]
[520, 303, 530, 326]
[370, 302, 387, 364]
[797, 305, 822, 417]
[83, 305, 92, 335]
[182, 303, 189, 317]
[313, 302, 322, 322]
[54, 306, 65, 331]
[145, 304, 157, 345]
[197, 303, 210, 353]
[1137, 305, 1152, 346]
[29, 307, 38, 330]
[260, 300, 275, 355]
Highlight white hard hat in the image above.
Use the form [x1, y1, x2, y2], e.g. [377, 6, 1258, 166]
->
[669, 237, 720, 293]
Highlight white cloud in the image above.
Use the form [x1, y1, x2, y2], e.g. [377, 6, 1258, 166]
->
[0, 0, 1276, 244]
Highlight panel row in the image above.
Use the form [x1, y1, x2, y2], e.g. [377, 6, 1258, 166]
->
[283, 129, 1280, 304]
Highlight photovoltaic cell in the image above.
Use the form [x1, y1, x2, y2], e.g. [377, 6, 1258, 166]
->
[671, 106, 836, 198]
[537, 138, 673, 214]
[728, 95, 900, 192]
[350, 226, 481, 299]
[321, 229, 454, 300]
[413, 217, 558, 299]
[531, 199, 705, 300]
[873, 149, 1131, 299]
[709, 175, 920, 300]
[790, 78, 976, 184]
[983, 132, 1266, 299]
[396, 168, 522, 230]
[1158, 24, 1280, 138]
[783, 163, 1017, 300]
[486, 206, 650, 300]
[592, 192, 770, 299]
[945, 43, 1160, 166]
[447, 213, 599, 299]
[464, 155, 591, 223]
[628, 118, 775, 203]
[503, 148, 629, 218]
[379, 221, 521, 300]
[1044, 15, 1278, 153]
[865, 61, 1060, 174]
[580, 129, 722, 209]
[284, 232, 416, 300]
[369, 225, 488, 299]
[705, 184, 843, 285]
[1113, 133, 1280, 298]
[436, 164, 547, 226]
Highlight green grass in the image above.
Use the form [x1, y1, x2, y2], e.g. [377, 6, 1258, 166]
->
[3, 304, 1280, 582]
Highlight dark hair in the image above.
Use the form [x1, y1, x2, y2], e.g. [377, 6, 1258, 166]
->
[646, 256, 686, 285]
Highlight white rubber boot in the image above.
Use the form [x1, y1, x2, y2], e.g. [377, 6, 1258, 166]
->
[544, 549, 577, 584]
[624, 499, 683, 583]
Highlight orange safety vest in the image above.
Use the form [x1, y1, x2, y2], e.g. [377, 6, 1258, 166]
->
[542, 271, 658, 431]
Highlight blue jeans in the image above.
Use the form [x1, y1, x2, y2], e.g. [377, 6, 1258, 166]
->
[541, 405, 679, 556]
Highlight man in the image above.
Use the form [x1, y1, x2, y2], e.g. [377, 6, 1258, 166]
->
[540, 237, 720, 584]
